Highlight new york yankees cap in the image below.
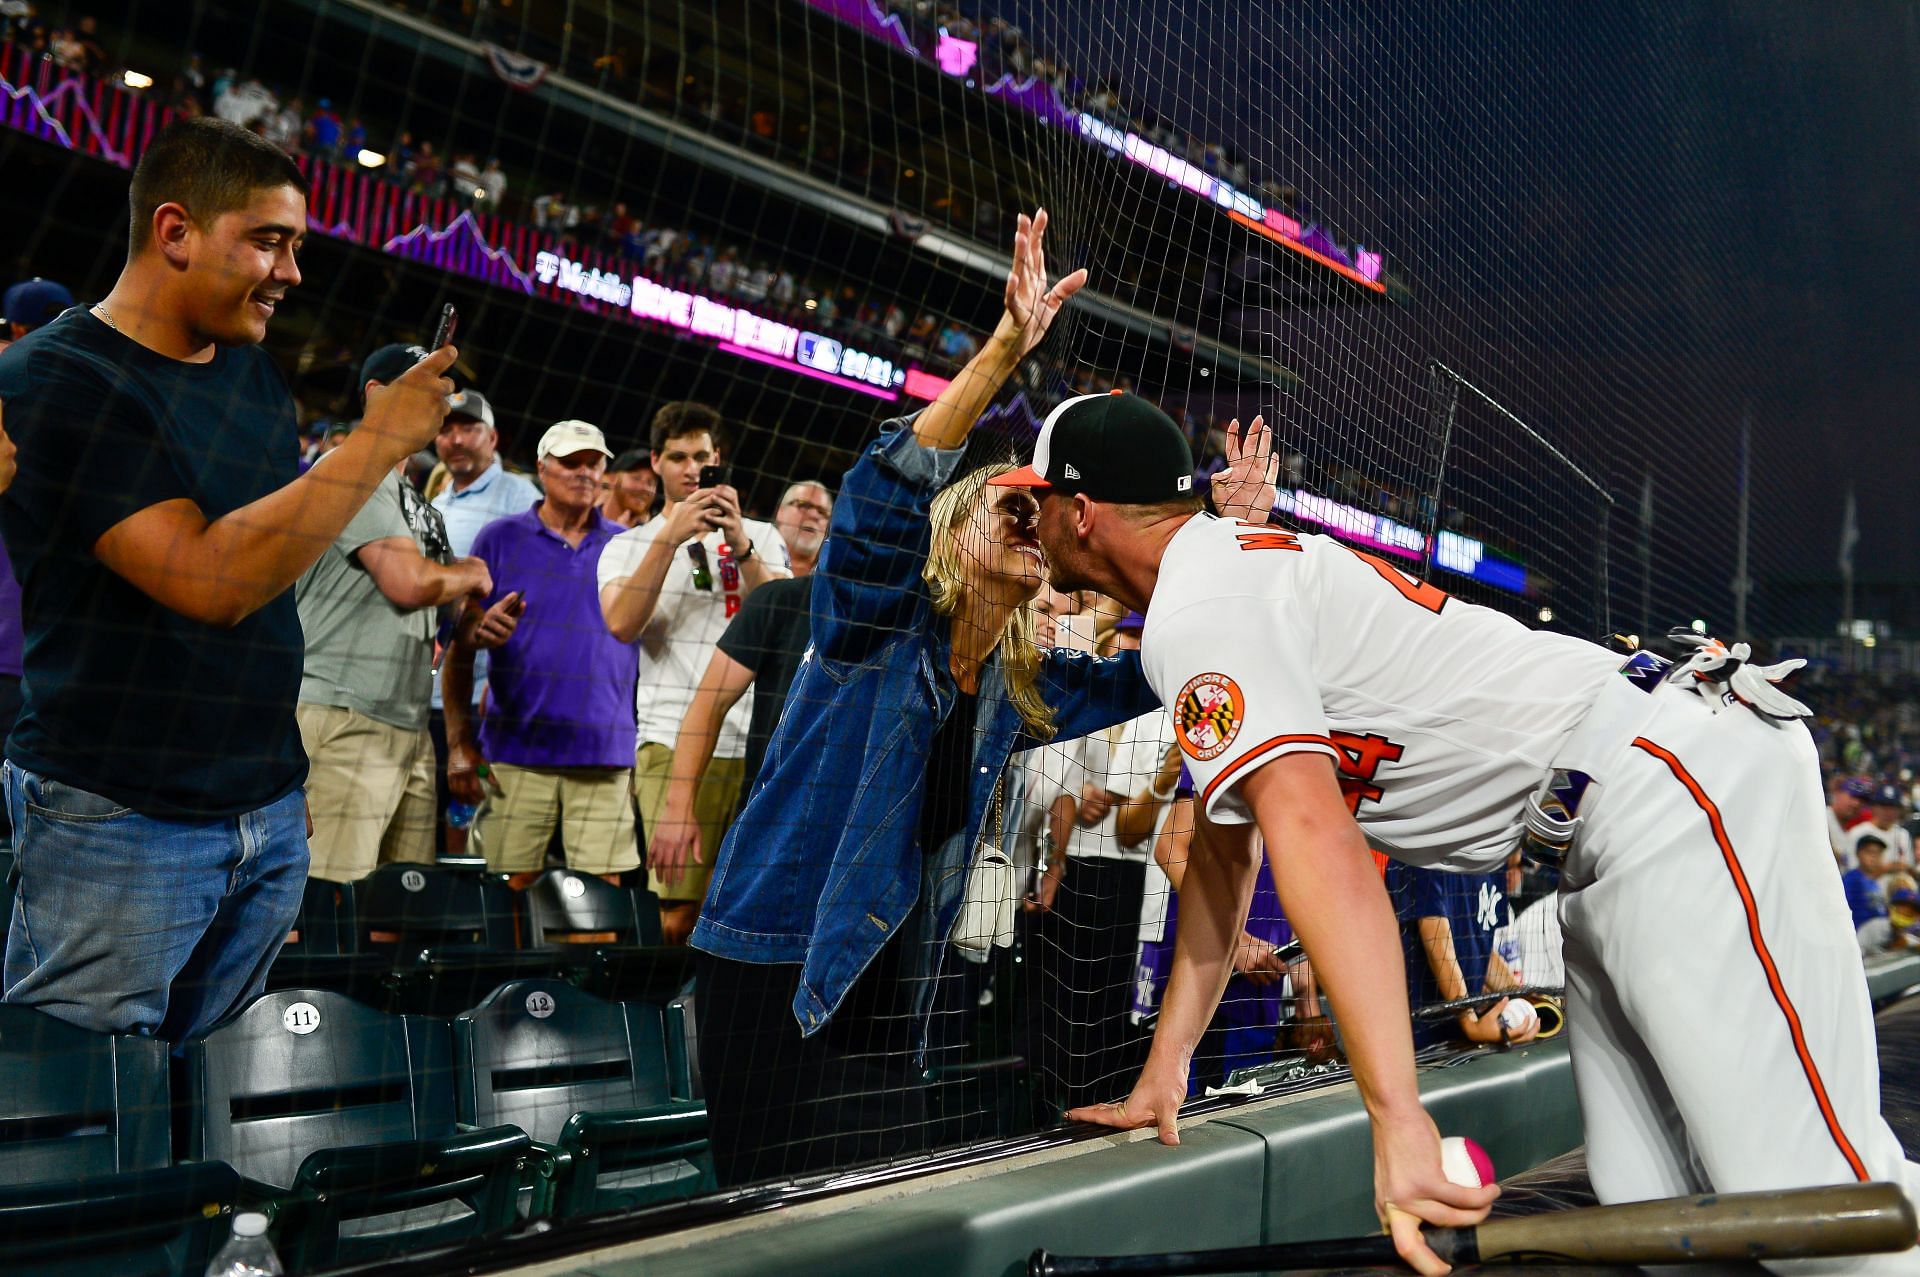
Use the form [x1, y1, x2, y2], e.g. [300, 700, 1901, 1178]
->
[989, 390, 1195, 503]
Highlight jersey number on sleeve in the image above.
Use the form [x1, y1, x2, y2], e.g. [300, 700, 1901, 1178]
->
[1330, 730, 1404, 815]
[1347, 546, 1449, 614]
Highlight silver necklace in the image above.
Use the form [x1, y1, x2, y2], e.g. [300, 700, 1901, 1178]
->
[91, 303, 120, 332]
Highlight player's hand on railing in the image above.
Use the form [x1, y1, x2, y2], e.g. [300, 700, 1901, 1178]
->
[1067, 1055, 1190, 1145]
[995, 209, 1088, 361]
[1375, 1111, 1499, 1276]
[1211, 415, 1279, 523]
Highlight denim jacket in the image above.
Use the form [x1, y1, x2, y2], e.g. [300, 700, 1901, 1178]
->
[690, 417, 1160, 1044]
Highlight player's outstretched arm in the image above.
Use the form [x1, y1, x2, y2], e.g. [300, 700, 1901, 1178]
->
[1243, 755, 1498, 1277]
[912, 209, 1087, 452]
[1068, 802, 1259, 1141]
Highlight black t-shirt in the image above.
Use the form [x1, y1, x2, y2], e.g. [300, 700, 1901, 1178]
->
[918, 689, 979, 856]
[0, 309, 307, 818]
[714, 574, 813, 792]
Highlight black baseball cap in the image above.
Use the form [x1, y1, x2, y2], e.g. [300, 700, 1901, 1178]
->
[608, 448, 653, 474]
[989, 391, 1195, 503]
[359, 342, 431, 398]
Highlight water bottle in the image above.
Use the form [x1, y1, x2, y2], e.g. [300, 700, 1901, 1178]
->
[206, 1213, 283, 1277]
[446, 763, 495, 829]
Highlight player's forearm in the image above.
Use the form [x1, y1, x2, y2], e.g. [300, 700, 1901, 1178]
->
[911, 332, 1022, 450]
[1048, 792, 1077, 857]
[601, 535, 678, 641]
[1146, 815, 1260, 1066]
[1271, 827, 1424, 1123]
[441, 642, 478, 746]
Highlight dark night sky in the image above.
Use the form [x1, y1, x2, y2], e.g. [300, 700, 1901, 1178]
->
[992, 1, 1919, 632]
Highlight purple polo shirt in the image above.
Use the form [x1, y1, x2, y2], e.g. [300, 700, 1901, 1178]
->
[469, 505, 637, 769]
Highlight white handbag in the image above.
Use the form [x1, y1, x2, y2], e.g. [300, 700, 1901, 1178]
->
[952, 775, 1019, 962]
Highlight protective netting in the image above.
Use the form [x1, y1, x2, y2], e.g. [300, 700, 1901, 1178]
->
[0, 0, 1912, 1271]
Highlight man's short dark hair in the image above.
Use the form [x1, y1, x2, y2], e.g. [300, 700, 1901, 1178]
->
[650, 401, 724, 454]
[128, 117, 311, 251]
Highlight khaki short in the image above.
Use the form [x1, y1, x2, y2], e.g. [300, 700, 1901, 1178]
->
[297, 702, 436, 884]
[633, 742, 744, 903]
[474, 762, 640, 877]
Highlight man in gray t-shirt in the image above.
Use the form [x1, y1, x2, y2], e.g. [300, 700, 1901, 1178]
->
[295, 458, 492, 881]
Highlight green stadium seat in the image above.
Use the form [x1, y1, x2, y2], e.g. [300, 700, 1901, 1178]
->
[0, 1006, 238, 1276]
[521, 868, 692, 1006]
[181, 989, 531, 1272]
[0, 1161, 243, 1277]
[265, 877, 397, 1010]
[452, 979, 712, 1220]
[355, 863, 578, 1016]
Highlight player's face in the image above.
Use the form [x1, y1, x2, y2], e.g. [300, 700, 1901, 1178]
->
[959, 486, 1045, 595]
[185, 186, 305, 346]
[1032, 490, 1092, 592]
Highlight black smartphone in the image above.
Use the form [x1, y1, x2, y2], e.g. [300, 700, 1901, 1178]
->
[431, 302, 458, 349]
[698, 464, 731, 489]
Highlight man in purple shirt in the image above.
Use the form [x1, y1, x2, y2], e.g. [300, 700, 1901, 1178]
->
[443, 420, 641, 882]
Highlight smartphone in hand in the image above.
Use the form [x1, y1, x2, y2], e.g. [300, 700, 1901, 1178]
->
[431, 302, 458, 350]
[698, 464, 731, 490]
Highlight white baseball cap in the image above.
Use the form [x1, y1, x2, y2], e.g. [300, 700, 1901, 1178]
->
[537, 419, 614, 462]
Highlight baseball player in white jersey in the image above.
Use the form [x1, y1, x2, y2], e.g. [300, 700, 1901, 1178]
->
[991, 391, 1919, 1276]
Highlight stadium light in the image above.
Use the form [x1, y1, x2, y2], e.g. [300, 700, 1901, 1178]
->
[122, 70, 155, 90]
[804, 299, 817, 310]
[1537, 607, 1555, 623]
[357, 149, 387, 169]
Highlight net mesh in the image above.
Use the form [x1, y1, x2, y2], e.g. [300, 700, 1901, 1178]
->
[0, 0, 1908, 1268]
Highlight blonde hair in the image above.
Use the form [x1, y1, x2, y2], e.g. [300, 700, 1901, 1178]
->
[923, 463, 1056, 740]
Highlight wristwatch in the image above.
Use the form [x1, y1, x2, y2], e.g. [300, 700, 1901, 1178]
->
[736, 541, 757, 564]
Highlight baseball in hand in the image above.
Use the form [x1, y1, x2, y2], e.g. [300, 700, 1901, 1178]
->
[1498, 998, 1540, 1036]
[1440, 1135, 1496, 1188]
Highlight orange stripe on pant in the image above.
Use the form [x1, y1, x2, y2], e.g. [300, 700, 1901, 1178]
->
[1629, 735, 1871, 1182]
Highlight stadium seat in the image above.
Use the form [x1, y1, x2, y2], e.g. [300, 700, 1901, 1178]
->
[181, 989, 531, 1272]
[452, 979, 712, 1220]
[0, 1006, 238, 1275]
[265, 877, 396, 1010]
[355, 863, 575, 1015]
[0, 1162, 243, 1277]
[665, 992, 701, 1101]
[521, 868, 692, 1006]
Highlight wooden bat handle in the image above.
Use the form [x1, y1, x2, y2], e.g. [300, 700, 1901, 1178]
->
[1477, 1181, 1918, 1264]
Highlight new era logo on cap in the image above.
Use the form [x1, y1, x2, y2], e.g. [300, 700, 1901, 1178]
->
[989, 391, 1196, 503]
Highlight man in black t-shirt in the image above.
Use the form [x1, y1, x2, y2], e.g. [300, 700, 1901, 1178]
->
[0, 118, 457, 1041]
[650, 574, 813, 888]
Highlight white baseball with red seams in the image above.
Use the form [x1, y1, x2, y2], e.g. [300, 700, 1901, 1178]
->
[1440, 1136, 1496, 1189]
[1136, 514, 1920, 1275]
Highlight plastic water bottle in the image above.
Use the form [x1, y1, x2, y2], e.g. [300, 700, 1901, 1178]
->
[446, 799, 481, 829]
[206, 1213, 283, 1277]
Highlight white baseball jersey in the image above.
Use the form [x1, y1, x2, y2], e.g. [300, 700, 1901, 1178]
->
[1141, 516, 1618, 871]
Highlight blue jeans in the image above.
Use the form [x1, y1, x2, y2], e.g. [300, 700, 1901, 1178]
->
[2, 763, 308, 1041]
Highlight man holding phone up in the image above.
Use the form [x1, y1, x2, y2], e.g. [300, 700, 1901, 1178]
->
[598, 402, 788, 943]
[445, 421, 645, 883]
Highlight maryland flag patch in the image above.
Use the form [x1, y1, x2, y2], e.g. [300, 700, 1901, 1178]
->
[1175, 672, 1244, 761]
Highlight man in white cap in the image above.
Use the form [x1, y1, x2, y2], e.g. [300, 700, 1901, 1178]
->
[443, 422, 648, 883]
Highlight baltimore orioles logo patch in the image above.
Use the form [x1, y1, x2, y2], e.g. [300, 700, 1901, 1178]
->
[1176, 672, 1244, 761]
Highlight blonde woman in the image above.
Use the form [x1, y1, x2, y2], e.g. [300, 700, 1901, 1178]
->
[689, 211, 1274, 1186]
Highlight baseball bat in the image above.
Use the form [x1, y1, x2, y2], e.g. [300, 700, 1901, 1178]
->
[1409, 986, 1560, 1022]
[1026, 1181, 1916, 1276]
